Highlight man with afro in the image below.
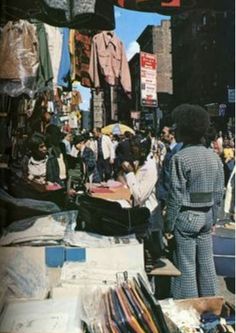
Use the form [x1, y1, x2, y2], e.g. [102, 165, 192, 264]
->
[165, 104, 224, 299]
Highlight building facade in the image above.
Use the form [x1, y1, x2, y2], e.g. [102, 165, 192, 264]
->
[129, 20, 173, 130]
[171, 5, 235, 130]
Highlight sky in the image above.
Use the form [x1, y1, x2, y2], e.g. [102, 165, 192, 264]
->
[79, 7, 169, 111]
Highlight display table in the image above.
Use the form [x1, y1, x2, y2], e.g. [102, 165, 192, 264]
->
[148, 258, 181, 277]
[87, 182, 131, 202]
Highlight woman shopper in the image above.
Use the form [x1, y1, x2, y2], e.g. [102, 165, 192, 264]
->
[165, 104, 224, 299]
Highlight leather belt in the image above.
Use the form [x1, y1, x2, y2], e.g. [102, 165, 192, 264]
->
[180, 206, 212, 212]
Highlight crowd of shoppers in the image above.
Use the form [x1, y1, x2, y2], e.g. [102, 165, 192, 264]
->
[18, 103, 235, 300]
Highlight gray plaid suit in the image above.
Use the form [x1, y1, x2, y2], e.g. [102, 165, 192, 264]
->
[166, 144, 224, 299]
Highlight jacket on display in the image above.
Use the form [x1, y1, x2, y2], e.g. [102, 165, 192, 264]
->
[37, 0, 115, 30]
[89, 31, 131, 94]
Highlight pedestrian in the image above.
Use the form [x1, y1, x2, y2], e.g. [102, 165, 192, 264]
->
[115, 131, 133, 172]
[45, 124, 68, 187]
[223, 138, 235, 185]
[72, 134, 101, 184]
[93, 127, 115, 181]
[62, 132, 73, 155]
[165, 104, 224, 299]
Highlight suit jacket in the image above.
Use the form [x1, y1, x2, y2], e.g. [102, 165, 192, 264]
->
[166, 144, 224, 232]
[94, 135, 115, 161]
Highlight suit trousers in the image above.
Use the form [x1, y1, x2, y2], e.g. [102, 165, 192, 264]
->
[171, 208, 218, 299]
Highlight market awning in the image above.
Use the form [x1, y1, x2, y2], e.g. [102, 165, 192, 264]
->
[113, 0, 234, 15]
[2, 0, 234, 26]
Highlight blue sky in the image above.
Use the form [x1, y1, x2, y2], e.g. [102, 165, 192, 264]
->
[80, 7, 169, 111]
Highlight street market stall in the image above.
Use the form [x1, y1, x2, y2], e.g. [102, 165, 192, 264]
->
[0, 1, 235, 333]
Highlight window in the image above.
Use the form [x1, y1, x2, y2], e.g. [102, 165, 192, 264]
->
[202, 15, 207, 26]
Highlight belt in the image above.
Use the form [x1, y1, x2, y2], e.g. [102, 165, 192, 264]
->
[180, 206, 212, 212]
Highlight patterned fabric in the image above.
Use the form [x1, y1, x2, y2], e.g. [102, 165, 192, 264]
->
[171, 209, 218, 299]
[74, 30, 98, 87]
[166, 144, 224, 232]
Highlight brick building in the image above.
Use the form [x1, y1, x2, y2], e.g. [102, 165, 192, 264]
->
[129, 20, 173, 130]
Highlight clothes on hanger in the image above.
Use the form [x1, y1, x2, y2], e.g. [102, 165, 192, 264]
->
[0, 20, 39, 97]
[57, 28, 71, 88]
[74, 30, 100, 88]
[44, 24, 64, 85]
[89, 31, 131, 95]
[32, 20, 54, 91]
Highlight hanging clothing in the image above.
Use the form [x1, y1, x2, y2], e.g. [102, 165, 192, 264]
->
[36, 0, 115, 30]
[69, 29, 76, 81]
[89, 31, 131, 94]
[33, 20, 54, 91]
[0, 20, 39, 80]
[74, 30, 99, 88]
[57, 28, 71, 88]
[44, 24, 63, 85]
[0, 20, 39, 97]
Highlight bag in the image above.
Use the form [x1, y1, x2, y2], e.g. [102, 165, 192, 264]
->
[76, 194, 150, 236]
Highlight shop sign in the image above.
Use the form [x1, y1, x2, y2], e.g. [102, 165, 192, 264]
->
[228, 89, 235, 103]
[161, 0, 180, 7]
[140, 52, 157, 108]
